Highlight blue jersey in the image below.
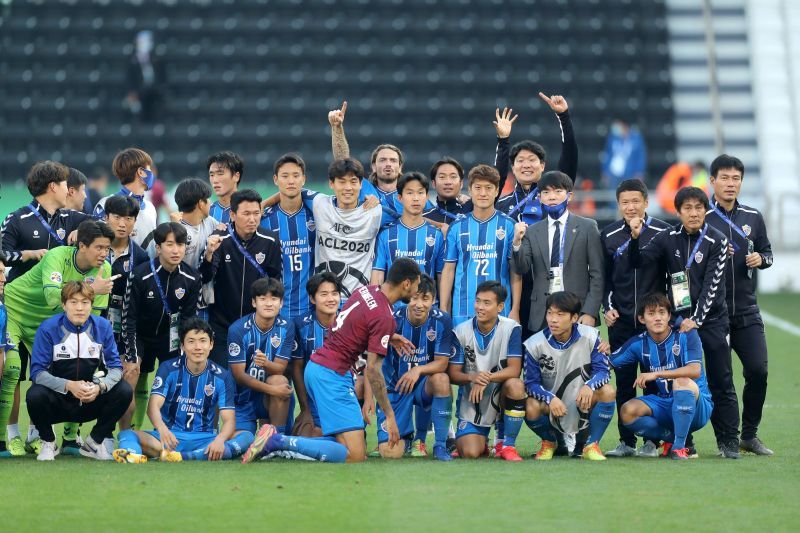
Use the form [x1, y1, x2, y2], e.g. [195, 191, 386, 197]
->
[384, 305, 457, 392]
[0, 303, 13, 352]
[445, 211, 517, 320]
[261, 204, 316, 317]
[151, 356, 235, 433]
[227, 313, 294, 407]
[373, 221, 445, 278]
[209, 201, 231, 224]
[292, 312, 330, 364]
[610, 328, 711, 399]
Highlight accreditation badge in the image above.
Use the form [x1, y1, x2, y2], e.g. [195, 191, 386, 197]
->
[169, 313, 180, 352]
[670, 271, 691, 311]
[109, 295, 123, 334]
[549, 266, 565, 293]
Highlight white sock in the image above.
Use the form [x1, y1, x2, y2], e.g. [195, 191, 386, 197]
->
[448, 421, 455, 439]
[27, 425, 40, 442]
[6, 424, 20, 440]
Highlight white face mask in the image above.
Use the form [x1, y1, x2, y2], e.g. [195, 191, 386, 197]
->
[136, 31, 153, 56]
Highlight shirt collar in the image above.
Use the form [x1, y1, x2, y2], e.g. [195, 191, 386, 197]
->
[120, 186, 146, 208]
[548, 210, 569, 228]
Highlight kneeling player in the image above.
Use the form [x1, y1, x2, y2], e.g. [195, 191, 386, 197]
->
[228, 278, 294, 435]
[610, 293, 713, 460]
[449, 281, 527, 461]
[114, 318, 254, 462]
[523, 292, 616, 460]
[377, 274, 455, 461]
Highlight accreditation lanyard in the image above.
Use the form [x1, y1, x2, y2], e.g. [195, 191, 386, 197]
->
[713, 204, 749, 252]
[508, 187, 539, 217]
[684, 225, 708, 270]
[150, 259, 172, 314]
[229, 224, 267, 278]
[614, 216, 651, 259]
[27, 204, 65, 245]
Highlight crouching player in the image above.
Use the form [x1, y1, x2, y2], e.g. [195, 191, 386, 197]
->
[523, 291, 616, 460]
[449, 281, 528, 461]
[610, 293, 713, 460]
[377, 274, 455, 461]
[114, 318, 254, 462]
[228, 278, 295, 436]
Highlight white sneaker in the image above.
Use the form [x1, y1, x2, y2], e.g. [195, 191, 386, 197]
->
[637, 440, 659, 458]
[605, 442, 637, 457]
[563, 432, 576, 453]
[79, 436, 114, 460]
[102, 438, 115, 456]
[37, 441, 59, 461]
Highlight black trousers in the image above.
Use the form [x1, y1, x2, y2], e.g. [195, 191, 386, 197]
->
[209, 323, 229, 369]
[26, 381, 133, 443]
[730, 312, 769, 440]
[698, 319, 740, 445]
[519, 276, 534, 341]
[608, 316, 646, 447]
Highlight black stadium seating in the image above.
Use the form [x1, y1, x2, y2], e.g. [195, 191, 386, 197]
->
[0, 0, 674, 186]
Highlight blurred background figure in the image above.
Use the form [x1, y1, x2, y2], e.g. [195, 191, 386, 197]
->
[602, 118, 647, 189]
[125, 30, 166, 123]
[85, 166, 110, 214]
[656, 160, 708, 215]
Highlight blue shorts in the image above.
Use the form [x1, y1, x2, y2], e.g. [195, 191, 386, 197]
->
[639, 393, 713, 433]
[145, 430, 217, 453]
[305, 360, 364, 437]
[235, 393, 296, 434]
[455, 418, 491, 439]
[376, 376, 432, 444]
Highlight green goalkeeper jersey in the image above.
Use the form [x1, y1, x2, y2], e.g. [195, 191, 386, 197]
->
[4, 245, 111, 326]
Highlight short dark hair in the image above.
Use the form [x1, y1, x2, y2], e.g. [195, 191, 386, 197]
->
[231, 189, 263, 213]
[615, 178, 648, 200]
[207, 151, 244, 182]
[174, 178, 212, 213]
[416, 274, 436, 298]
[27, 161, 69, 197]
[545, 291, 582, 315]
[467, 164, 501, 189]
[397, 172, 430, 195]
[67, 167, 88, 190]
[637, 292, 672, 318]
[429, 156, 464, 182]
[306, 272, 342, 298]
[179, 317, 214, 343]
[385, 257, 421, 286]
[153, 221, 188, 245]
[103, 194, 140, 218]
[273, 153, 306, 176]
[251, 277, 285, 300]
[112, 147, 153, 185]
[674, 186, 709, 211]
[510, 140, 546, 165]
[537, 171, 573, 193]
[76, 220, 114, 247]
[328, 158, 365, 182]
[710, 154, 745, 179]
[475, 280, 507, 304]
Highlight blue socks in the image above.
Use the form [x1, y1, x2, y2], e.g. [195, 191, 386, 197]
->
[271, 434, 347, 463]
[414, 406, 432, 443]
[182, 431, 255, 461]
[502, 397, 526, 447]
[625, 416, 673, 443]
[588, 401, 616, 445]
[526, 415, 557, 442]
[672, 390, 695, 449]
[118, 429, 142, 454]
[431, 396, 451, 448]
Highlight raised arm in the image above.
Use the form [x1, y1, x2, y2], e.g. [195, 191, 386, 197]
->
[538, 92, 578, 182]
[328, 101, 350, 161]
[493, 107, 517, 193]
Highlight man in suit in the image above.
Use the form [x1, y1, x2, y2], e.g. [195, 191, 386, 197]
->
[511, 171, 604, 334]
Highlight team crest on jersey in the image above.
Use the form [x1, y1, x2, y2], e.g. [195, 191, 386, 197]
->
[672, 344, 681, 356]
[381, 335, 390, 349]
[426, 327, 437, 341]
[306, 219, 316, 231]
[742, 224, 751, 236]
[271, 334, 281, 348]
[255, 252, 265, 264]
[88, 345, 96, 356]
[464, 346, 476, 364]
[174, 288, 185, 300]
[228, 343, 241, 357]
[85, 276, 95, 284]
[496, 228, 506, 240]
[131, 229, 138, 237]
[694, 251, 704, 264]
[674, 249, 681, 258]
[152, 377, 163, 389]
[458, 420, 467, 430]
[50, 271, 63, 283]
[56, 228, 66, 240]
[204, 383, 215, 397]
[425, 235, 435, 247]
[123, 260, 129, 270]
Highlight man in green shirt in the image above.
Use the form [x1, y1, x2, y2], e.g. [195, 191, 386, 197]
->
[0, 220, 115, 457]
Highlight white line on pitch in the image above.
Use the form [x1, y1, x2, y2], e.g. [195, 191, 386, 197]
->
[761, 310, 800, 337]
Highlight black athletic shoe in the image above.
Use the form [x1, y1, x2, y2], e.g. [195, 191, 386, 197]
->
[61, 439, 81, 456]
[687, 445, 699, 459]
[740, 436, 774, 456]
[718, 440, 741, 459]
